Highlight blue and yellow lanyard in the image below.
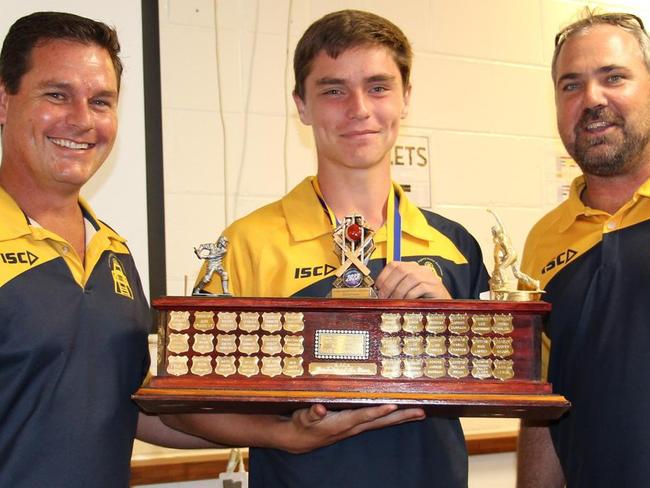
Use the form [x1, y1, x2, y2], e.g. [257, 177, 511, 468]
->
[312, 177, 402, 263]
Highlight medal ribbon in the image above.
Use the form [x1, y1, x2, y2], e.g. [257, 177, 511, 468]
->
[312, 177, 401, 263]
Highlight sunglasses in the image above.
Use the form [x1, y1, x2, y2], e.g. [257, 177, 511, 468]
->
[555, 13, 646, 47]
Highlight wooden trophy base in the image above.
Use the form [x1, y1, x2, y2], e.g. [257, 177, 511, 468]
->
[134, 297, 569, 419]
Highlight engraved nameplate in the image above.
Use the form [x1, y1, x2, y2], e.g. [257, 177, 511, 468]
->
[282, 357, 304, 377]
[493, 359, 515, 380]
[239, 312, 260, 332]
[425, 313, 447, 334]
[168, 311, 190, 331]
[424, 357, 446, 379]
[283, 312, 304, 333]
[403, 358, 424, 378]
[448, 336, 470, 356]
[238, 356, 259, 377]
[261, 312, 282, 333]
[308, 362, 378, 376]
[471, 358, 493, 379]
[261, 335, 282, 356]
[380, 313, 401, 334]
[215, 356, 237, 377]
[238, 334, 260, 355]
[261, 356, 282, 377]
[471, 314, 492, 335]
[215, 334, 237, 354]
[381, 358, 402, 378]
[380, 336, 401, 357]
[168, 333, 190, 354]
[191, 356, 213, 376]
[425, 336, 447, 356]
[492, 337, 514, 358]
[192, 334, 214, 354]
[167, 355, 188, 376]
[493, 314, 514, 334]
[217, 312, 238, 332]
[448, 357, 469, 378]
[193, 311, 215, 331]
[283, 335, 304, 356]
[315, 330, 369, 360]
[402, 313, 424, 333]
[403, 336, 424, 356]
[448, 313, 470, 334]
[470, 337, 492, 358]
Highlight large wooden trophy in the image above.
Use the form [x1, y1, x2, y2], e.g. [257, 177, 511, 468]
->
[134, 214, 569, 419]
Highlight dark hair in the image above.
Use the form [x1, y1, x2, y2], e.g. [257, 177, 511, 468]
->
[552, 8, 650, 81]
[293, 10, 412, 100]
[0, 11, 122, 94]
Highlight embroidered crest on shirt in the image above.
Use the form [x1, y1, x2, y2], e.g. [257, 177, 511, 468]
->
[110, 255, 134, 299]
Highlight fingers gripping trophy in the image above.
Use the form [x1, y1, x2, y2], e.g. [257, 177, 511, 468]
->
[193, 235, 231, 296]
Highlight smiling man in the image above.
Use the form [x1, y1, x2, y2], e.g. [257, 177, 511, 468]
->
[181, 9, 488, 488]
[517, 10, 650, 488]
[0, 12, 226, 488]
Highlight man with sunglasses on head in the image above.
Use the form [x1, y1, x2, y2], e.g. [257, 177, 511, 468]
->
[517, 10, 650, 488]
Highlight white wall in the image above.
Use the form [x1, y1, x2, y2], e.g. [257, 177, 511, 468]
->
[0, 1, 149, 296]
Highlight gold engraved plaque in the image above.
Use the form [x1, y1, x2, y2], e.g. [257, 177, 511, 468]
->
[425, 336, 447, 356]
[471, 314, 492, 335]
[448, 313, 470, 334]
[193, 311, 215, 331]
[380, 313, 401, 333]
[238, 356, 259, 377]
[315, 330, 369, 360]
[261, 335, 282, 356]
[283, 357, 304, 377]
[448, 357, 470, 378]
[192, 334, 214, 354]
[238, 334, 260, 355]
[472, 358, 493, 379]
[217, 312, 238, 332]
[168, 311, 190, 331]
[493, 359, 515, 380]
[215, 356, 237, 377]
[424, 358, 446, 379]
[493, 314, 514, 335]
[381, 358, 402, 378]
[261, 356, 282, 377]
[167, 355, 189, 376]
[239, 312, 260, 332]
[380, 336, 401, 357]
[261, 312, 282, 333]
[283, 312, 304, 333]
[448, 336, 470, 356]
[492, 337, 514, 358]
[425, 313, 447, 334]
[190, 356, 213, 376]
[215, 334, 237, 354]
[403, 358, 424, 378]
[308, 362, 378, 376]
[470, 337, 492, 358]
[168, 333, 190, 354]
[403, 336, 424, 356]
[402, 313, 424, 334]
[283, 335, 304, 356]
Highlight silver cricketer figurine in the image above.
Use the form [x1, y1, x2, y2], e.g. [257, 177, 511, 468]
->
[193, 235, 231, 296]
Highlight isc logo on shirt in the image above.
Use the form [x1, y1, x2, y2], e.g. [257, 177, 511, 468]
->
[294, 264, 336, 279]
[0, 251, 39, 266]
[541, 249, 578, 274]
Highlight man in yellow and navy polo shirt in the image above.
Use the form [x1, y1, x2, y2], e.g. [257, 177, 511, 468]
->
[0, 12, 218, 488]
[176, 10, 489, 488]
[517, 11, 650, 488]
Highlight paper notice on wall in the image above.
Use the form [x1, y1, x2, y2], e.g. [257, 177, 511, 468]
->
[556, 156, 581, 202]
[390, 133, 431, 208]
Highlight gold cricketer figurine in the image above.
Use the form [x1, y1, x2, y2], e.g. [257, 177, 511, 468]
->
[487, 210, 542, 301]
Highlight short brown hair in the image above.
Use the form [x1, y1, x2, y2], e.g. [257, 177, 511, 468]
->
[552, 8, 650, 81]
[293, 10, 412, 99]
[0, 11, 122, 94]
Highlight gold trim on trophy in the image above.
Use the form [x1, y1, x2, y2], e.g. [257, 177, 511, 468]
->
[261, 312, 282, 333]
[448, 357, 470, 378]
[238, 312, 260, 332]
[215, 334, 237, 354]
[402, 313, 424, 333]
[471, 314, 492, 335]
[261, 356, 282, 377]
[283, 312, 305, 333]
[425, 313, 447, 334]
[215, 356, 237, 377]
[448, 336, 470, 356]
[403, 336, 424, 356]
[471, 358, 493, 379]
[308, 362, 378, 376]
[261, 335, 282, 356]
[492, 337, 514, 358]
[493, 359, 515, 380]
[168, 311, 190, 331]
[425, 335, 447, 356]
[493, 314, 514, 335]
[315, 330, 369, 359]
[282, 336, 304, 356]
[168, 333, 190, 354]
[193, 311, 215, 331]
[190, 356, 213, 376]
[217, 311, 238, 332]
[424, 357, 447, 379]
[470, 337, 492, 358]
[448, 313, 470, 334]
[380, 336, 401, 357]
[238, 356, 259, 377]
[381, 358, 402, 378]
[403, 358, 424, 378]
[238, 334, 260, 355]
[192, 334, 214, 354]
[380, 313, 401, 333]
[167, 355, 189, 376]
[282, 357, 304, 377]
